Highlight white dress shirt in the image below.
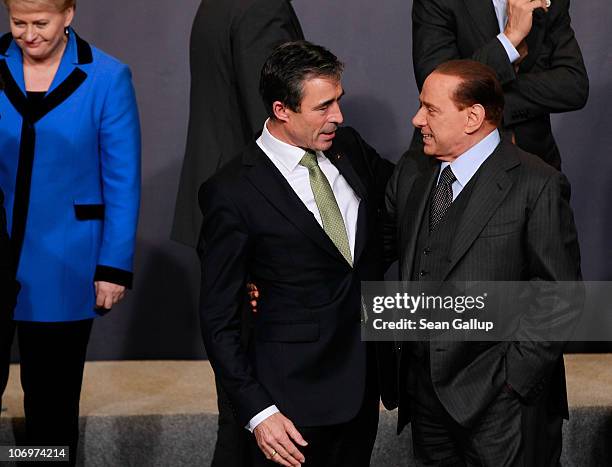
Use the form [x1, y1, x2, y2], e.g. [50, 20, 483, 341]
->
[492, 0, 521, 63]
[438, 129, 501, 201]
[245, 121, 361, 432]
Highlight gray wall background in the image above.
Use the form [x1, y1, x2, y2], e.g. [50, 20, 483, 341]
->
[4, 1, 611, 360]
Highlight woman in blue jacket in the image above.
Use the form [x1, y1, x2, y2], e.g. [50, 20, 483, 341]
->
[0, 0, 140, 460]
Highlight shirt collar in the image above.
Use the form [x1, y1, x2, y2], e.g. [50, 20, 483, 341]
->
[440, 129, 501, 188]
[491, 0, 507, 32]
[259, 119, 316, 172]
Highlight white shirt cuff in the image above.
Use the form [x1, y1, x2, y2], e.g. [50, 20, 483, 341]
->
[497, 33, 521, 63]
[245, 405, 280, 432]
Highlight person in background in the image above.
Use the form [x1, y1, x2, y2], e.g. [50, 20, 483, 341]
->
[171, 2, 303, 465]
[0, 0, 141, 464]
[411, 0, 588, 170]
[172, 0, 304, 247]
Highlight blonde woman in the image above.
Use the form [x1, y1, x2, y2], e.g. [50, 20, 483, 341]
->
[0, 0, 140, 462]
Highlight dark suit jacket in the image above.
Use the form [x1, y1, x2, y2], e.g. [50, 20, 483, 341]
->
[199, 127, 394, 427]
[411, 0, 588, 169]
[385, 138, 582, 432]
[172, 0, 304, 247]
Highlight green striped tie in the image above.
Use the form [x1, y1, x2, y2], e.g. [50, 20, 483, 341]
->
[299, 151, 353, 266]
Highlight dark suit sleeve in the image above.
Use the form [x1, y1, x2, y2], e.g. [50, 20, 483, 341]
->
[341, 128, 396, 261]
[503, 0, 588, 126]
[412, 0, 517, 89]
[232, 0, 305, 135]
[504, 171, 582, 401]
[344, 128, 399, 410]
[383, 153, 410, 268]
[198, 180, 274, 426]
[347, 127, 395, 197]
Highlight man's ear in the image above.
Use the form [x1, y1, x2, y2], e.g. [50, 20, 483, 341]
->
[272, 101, 291, 123]
[465, 104, 486, 134]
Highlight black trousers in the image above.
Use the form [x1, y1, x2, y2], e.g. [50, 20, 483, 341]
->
[212, 378, 252, 467]
[1, 319, 92, 467]
[406, 349, 563, 467]
[0, 315, 15, 411]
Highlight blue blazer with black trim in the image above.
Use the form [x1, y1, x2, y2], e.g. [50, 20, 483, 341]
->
[0, 29, 141, 322]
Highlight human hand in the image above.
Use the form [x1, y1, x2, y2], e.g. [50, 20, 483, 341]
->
[94, 281, 126, 310]
[253, 412, 308, 466]
[504, 0, 548, 47]
[247, 282, 259, 313]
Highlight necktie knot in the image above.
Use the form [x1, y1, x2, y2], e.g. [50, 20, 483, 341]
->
[439, 165, 456, 186]
[299, 151, 319, 170]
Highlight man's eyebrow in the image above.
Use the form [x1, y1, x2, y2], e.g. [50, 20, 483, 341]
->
[420, 98, 439, 111]
[315, 90, 345, 108]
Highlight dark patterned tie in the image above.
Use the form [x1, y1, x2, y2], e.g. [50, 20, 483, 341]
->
[429, 165, 456, 232]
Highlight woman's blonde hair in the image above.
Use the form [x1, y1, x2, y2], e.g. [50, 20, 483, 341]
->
[3, 0, 76, 12]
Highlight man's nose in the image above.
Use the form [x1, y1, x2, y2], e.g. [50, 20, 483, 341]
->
[330, 102, 344, 126]
[412, 107, 426, 128]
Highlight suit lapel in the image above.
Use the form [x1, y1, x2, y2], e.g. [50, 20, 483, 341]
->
[46, 28, 93, 91]
[442, 142, 519, 280]
[463, 0, 501, 41]
[243, 143, 347, 264]
[325, 149, 367, 202]
[400, 156, 439, 278]
[325, 147, 368, 264]
[1, 33, 27, 94]
[0, 30, 91, 123]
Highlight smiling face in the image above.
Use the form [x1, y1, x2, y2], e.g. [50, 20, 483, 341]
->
[412, 72, 473, 161]
[8, 2, 74, 62]
[274, 76, 344, 152]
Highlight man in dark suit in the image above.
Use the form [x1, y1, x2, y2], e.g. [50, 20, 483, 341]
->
[171, 2, 303, 465]
[172, 0, 304, 247]
[199, 41, 394, 467]
[411, 0, 588, 170]
[385, 60, 581, 465]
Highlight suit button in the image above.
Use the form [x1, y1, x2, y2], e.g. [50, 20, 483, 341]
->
[423, 248, 431, 256]
[419, 270, 428, 277]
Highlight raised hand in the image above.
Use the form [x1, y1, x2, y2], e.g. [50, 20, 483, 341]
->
[504, 0, 548, 47]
